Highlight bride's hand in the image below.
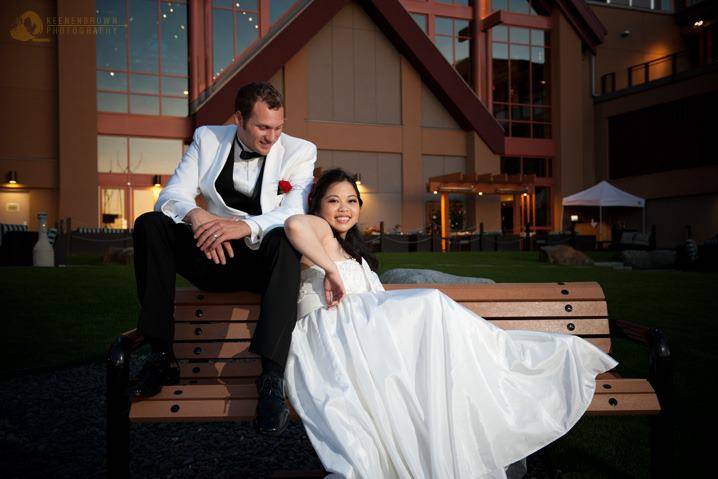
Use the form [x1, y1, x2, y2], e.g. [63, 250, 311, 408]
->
[323, 269, 346, 308]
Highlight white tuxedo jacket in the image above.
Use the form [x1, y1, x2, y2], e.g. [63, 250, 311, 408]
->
[156, 125, 317, 250]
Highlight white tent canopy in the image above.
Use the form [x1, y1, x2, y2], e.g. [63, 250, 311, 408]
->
[562, 181, 645, 208]
[561, 181, 646, 236]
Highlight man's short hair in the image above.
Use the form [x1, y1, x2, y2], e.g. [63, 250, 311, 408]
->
[234, 82, 283, 122]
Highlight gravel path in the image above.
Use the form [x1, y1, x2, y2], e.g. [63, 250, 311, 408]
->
[0, 361, 556, 478]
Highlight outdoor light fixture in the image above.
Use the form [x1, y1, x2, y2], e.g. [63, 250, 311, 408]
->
[152, 175, 162, 187]
[570, 214, 579, 222]
[694, 20, 704, 27]
[7, 171, 18, 184]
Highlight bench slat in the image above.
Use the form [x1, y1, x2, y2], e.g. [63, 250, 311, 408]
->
[179, 360, 260, 379]
[129, 378, 657, 422]
[586, 393, 661, 415]
[595, 379, 655, 394]
[174, 342, 255, 360]
[175, 305, 259, 322]
[174, 282, 605, 305]
[141, 379, 653, 402]
[461, 301, 607, 318]
[175, 322, 255, 340]
[586, 338, 610, 353]
[174, 302, 608, 323]
[173, 336, 611, 361]
[173, 318, 610, 341]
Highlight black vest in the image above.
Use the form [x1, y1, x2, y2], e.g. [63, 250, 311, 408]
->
[214, 141, 266, 215]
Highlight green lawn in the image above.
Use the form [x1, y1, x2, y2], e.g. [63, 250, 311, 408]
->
[2, 252, 714, 477]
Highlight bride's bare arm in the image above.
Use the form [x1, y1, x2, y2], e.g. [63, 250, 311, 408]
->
[284, 214, 337, 273]
[284, 214, 345, 307]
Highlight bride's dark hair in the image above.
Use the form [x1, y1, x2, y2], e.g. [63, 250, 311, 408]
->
[308, 168, 379, 272]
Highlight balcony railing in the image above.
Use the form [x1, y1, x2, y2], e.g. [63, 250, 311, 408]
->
[599, 50, 703, 94]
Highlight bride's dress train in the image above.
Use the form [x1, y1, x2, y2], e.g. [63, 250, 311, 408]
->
[285, 258, 618, 478]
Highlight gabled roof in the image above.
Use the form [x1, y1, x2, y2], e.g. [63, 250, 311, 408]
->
[193, 0, 505, 154]
[550, 0, 607, 54]
[192, 0, 609, 154]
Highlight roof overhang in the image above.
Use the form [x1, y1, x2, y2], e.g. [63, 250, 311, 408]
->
[428, 172, 536, 195]
[193, 0, 505, 154]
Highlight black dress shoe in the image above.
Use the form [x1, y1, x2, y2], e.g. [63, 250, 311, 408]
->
[128, 351, 179, 398]
[254, 373, 290, 436]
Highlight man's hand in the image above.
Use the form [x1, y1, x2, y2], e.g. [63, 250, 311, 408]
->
[194, 217, 251, 259]
[184, 208, 239, 265]
[323, 268, 346, 308]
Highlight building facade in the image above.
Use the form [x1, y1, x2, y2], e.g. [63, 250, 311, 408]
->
[1, 0, 716, 247]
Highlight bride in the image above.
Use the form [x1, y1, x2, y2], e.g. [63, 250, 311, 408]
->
[282, 169, 618, 479]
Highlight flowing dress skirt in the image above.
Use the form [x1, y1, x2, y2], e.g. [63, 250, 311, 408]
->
[285, 288, 619, 479]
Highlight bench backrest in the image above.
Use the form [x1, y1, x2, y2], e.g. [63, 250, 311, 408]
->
[173, 282, 610, 385]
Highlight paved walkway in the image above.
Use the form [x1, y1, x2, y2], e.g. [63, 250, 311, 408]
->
[0, 361, 554, 478]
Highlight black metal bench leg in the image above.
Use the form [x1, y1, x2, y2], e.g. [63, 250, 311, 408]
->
[107, 334, 136, 478]
[648, 328, 672, 478]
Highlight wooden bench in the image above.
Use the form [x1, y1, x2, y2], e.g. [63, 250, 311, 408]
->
[107, 281, 671, 478]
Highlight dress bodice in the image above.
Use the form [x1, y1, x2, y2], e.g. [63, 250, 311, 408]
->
[297, 258, 384, 319]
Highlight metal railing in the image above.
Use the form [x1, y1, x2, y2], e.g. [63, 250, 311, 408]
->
[600, 50, 700, 94]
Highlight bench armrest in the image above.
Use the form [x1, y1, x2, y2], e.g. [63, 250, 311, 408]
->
[107, 328, 146, 368]
[106, 329, 146, 424]
[609, 318, 672, 414]
[106, 329, 145, 477]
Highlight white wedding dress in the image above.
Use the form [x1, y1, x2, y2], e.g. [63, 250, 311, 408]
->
[285, 258, 618, 479]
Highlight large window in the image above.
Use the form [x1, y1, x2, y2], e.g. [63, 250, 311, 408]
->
[500, 156, 552, 177]
[587, 0, 673, 12]
[491, 0, 541, 15]
[492, 25, 551, 138]
[435, 17, 472, 85]
[96, 0, 189, 117]
[212, 1, 260, 80]
[212, 0, 300, 81]
[98, 135, 185, 227]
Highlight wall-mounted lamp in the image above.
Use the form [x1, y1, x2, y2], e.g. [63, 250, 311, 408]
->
[432, 190, 438, 195]
[7, 171, 18, 184]
[522, 192, 528, 197]
[477, 191, 483, 196]
[570, 214, 579, 222]
[620, 29, 631, 38]
[152, 175, 162, 187]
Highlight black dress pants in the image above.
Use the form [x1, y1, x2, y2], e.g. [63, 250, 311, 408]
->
[132, 211, 302, 366]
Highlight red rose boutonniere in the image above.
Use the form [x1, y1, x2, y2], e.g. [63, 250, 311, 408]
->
[278, 180, 292, 195]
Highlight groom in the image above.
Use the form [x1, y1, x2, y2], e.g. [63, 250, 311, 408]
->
[131, 82, 317, 436]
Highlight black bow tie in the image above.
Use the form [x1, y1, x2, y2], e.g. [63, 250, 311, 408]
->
[239, 149, 263, 160]
[235, 138, 264, 160]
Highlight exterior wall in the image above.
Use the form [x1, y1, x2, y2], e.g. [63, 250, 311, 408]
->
[593, 67, 718, 246]
[317, 150, 403, 231]
[589, 3, 687, 91]
[552, 9, 593, 230]
[1, 0, 59, 228]
[306, 4, 401, 125]
[646, 193, 718, 247]
[57, 0, 98, 227]
[421, 84, 460, 129]
[281, 2, 482, 233]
